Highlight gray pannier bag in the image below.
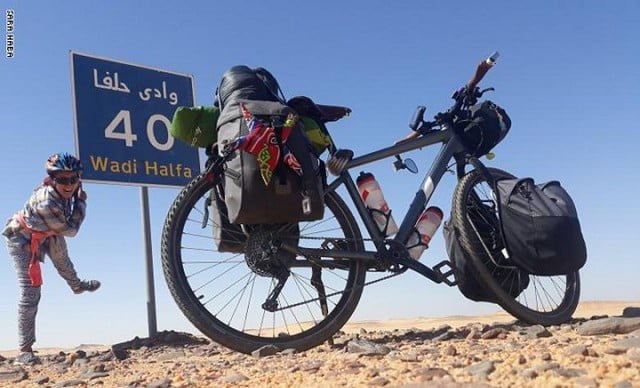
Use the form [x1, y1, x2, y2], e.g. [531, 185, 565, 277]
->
[209, 178, 246, 253]
[216, 99, 324, 225]
[497, 178, 587, 275]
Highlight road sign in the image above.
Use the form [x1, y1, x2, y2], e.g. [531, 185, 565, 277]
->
[70, 52, 200, 187]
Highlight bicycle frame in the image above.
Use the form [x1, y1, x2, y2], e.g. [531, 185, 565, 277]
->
[282, 124, 468, 285]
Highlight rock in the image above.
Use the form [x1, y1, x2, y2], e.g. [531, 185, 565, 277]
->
[368, 376, 390, 386]
[466, 328, 481, 340]
[74, 350, 87, 359]
[345, 360, 365, 369]
[96, 351, 114, 362]
[33, 376, 49, 384]
[443, 345, 457, 356]
[433, 331, 454, 341]
[252, 345, 280, 358]
[480, 328, 504, 339]
[556, 367, 586, 378]
[567, 344, 588, 356]
[147, 378, 172, 388]
[81, 371, 109, 380]
[399, 351, 419, 362]
[110, 346, 128, 361]
[51, 379, 87, 387]
[300, 360, 324, 372]
[0, 368, 28, 383]
[465, 360, 495, 377]
[156, 350, 186, 361]
[622, 307, 640, 318]
[413, 367, 449, 381]
[72, 358, 89, 367]
[347, 340, 391, 355]
[221, 373, 249, 383]
[522, 325, 552, 339]
[534, 362, 561, 373]
[573, 377, 598, 387]
[626, 347, 640, 361]
[577, 317, 640, 335]
[520, 369, 538, 379]
[610, 338, 640, 352]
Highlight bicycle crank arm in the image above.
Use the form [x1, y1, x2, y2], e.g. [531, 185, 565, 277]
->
[392, 255, 451, 284]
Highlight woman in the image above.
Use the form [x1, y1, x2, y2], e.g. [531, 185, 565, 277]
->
[3, 152, 100, 365]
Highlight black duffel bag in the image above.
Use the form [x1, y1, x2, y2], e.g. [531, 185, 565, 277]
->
[497, 178, 587, 275]
[216, 65, 285, 111]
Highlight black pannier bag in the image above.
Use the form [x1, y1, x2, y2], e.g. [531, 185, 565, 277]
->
[209, 179, 246, 253]
[445, 203, 529, 303]
[217, 99, 324, 224]
[457, 100, 511, 157]
[497, 179, 587, 275]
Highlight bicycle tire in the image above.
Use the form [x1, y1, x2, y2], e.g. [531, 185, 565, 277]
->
[452, 167, 580, 325]
[161, 170, 367, 354]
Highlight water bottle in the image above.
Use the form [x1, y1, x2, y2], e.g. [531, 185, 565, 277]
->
[406, 206, 444, 260]
[356, 172, 398, 236]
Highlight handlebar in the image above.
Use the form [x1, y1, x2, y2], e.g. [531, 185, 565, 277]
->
[398, 51, 500, 142]
[467, 52, 499, 92]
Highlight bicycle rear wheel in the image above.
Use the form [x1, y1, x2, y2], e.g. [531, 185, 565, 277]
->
[452, 167, 580, 325]
[161, 170, 366, 354]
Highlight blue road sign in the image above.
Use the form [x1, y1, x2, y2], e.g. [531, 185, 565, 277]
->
[71, 52, 199, 187]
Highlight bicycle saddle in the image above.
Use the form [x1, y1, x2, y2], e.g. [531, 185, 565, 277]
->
[288, 96, 351, 123]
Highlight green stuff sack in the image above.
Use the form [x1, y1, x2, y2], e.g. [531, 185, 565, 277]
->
[300, 116, 332, 155]
[170, 106, 220, 147]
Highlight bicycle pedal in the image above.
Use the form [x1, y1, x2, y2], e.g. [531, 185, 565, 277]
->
[433, 260, 458, 286]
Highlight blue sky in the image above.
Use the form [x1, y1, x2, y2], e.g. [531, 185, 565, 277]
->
[1, 1, 638, 351]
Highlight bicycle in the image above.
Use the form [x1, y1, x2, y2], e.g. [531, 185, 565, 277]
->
[161, 52, 581, 354]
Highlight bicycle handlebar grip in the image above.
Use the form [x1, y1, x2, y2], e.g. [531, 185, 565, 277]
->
[466, 51, 499, 91]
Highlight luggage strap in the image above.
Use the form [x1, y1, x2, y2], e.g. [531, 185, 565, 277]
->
[225, 103, 304, 186]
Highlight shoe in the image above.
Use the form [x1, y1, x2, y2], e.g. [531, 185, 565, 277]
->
[72, 280, 101, 294]
[14, 351, 40, 365]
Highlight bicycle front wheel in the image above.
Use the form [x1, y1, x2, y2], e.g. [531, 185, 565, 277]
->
[161, 170, 367, 354]
[452, 167, 580, 325]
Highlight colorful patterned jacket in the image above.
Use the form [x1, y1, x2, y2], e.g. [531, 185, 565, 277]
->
[2, 183, 86, 260]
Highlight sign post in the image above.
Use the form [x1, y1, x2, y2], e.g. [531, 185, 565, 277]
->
[70, 52, 199, 336]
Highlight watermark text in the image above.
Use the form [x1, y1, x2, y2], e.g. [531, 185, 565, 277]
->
[6, 9, 14, 58]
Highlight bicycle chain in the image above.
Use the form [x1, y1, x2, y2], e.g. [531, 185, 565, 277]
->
[274, 271, 402, 311]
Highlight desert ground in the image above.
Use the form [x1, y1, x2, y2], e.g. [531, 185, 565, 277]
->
[1, 300, 639, 387]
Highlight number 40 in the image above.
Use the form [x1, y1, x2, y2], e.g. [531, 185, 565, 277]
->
[104, 110, 174, 151]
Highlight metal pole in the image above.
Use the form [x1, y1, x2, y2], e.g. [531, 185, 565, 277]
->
[140, 186, 158, 337]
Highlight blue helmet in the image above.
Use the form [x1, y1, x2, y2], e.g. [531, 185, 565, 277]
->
[46, 152, 83, 176]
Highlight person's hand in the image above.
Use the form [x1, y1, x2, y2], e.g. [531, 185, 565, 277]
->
[76, 183, 87, 201]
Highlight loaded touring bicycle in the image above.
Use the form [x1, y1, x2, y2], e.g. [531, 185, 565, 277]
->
[162, 52, 586, 354]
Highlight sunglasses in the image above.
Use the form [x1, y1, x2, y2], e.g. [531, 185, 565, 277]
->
[54, 176, 80, 185]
